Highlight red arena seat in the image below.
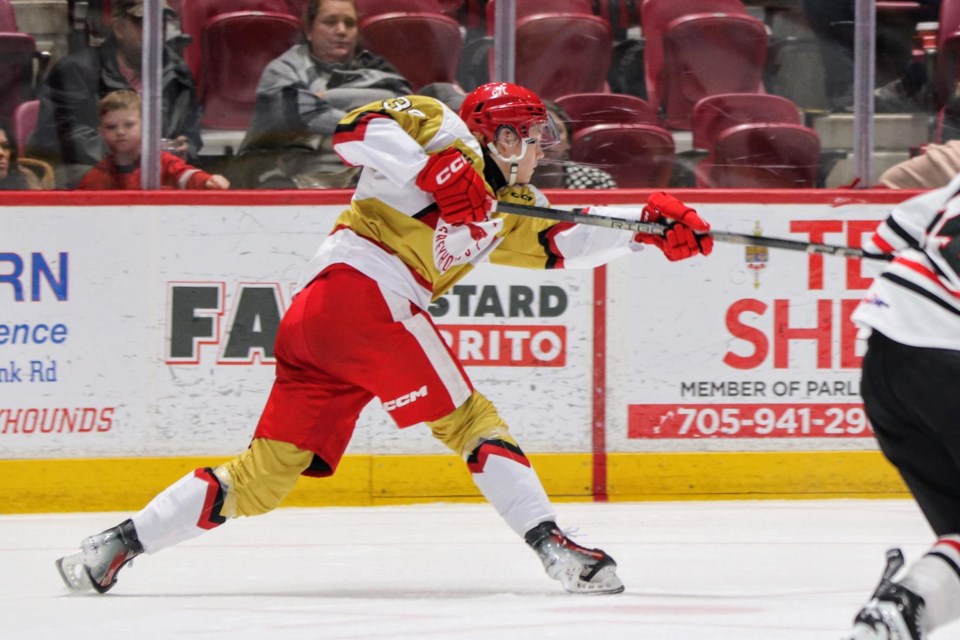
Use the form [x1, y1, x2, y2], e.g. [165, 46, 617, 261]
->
[657, 12, 768, 129]
[571, 122, 675, 187]
[199, 11, 302, 130]
[0, 33, 39, 128]
[555, 92, 660, 134]
[692, 93, 803, 151]
[179, 0, 293, 87]
[510, 14, 613, 100]
[359, 12, 462, 91]
[0, 0, 18, 30]
[13, 98, 39, 157]
[696, 123, 821, 188]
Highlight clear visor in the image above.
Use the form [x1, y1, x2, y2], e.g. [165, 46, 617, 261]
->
[528, 117, 562, 149]
[494, 116, 561, 150]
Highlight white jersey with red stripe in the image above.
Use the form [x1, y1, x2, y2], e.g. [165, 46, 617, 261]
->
[852, 173, 960, 348]
[292, 95, 642, 309]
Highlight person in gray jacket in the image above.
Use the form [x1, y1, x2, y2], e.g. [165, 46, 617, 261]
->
[27, 0, 202, 188]
[233, 0, 412, 189]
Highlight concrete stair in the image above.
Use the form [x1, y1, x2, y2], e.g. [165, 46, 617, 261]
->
[11, 0, 69, 64]
[810, 112, 933, 187]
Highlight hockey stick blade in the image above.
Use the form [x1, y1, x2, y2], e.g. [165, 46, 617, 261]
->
[492, 201, 892, 261]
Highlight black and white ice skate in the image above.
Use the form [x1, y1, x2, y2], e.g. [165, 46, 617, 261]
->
[845, 548, 926, 640]
[524, 521, 624, 594]
[56, 519, 144, 594]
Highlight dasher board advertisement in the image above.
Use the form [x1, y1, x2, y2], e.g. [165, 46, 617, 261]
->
[607, 201, 894, 453]
[0, 204, 593, 459]
[1, 194, 903, 461]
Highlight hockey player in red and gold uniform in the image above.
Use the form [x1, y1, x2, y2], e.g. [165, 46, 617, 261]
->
[55, 82, 712, 595]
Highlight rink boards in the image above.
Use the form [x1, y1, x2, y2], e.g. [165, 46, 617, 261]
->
[0, 189, 914, 512]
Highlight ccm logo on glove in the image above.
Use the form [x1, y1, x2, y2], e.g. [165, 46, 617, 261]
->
[433, 154, 468, 185]
[416, 148, 492, 225]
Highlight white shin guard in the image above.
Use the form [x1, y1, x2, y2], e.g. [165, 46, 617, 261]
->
[467, 440, 555, 537]
[131, 467, 229, 554]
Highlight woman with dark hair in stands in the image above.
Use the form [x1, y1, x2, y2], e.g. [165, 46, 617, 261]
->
[0, 122, 40, 190]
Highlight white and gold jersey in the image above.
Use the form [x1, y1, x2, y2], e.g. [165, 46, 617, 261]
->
[293, 95, 637, 309]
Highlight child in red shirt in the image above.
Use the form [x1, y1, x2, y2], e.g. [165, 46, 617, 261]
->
[78, 90, 229, 190]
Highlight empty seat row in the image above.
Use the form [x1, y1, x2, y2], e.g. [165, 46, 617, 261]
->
[555, 92, 820, 188]
[555, 93, 672, 188]
[459, 0, 642, 35]
[692, 93, 819, 188]
[454, 0, 770, 129]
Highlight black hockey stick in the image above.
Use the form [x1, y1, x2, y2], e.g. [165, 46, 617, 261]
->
[493, 201, 892, 261]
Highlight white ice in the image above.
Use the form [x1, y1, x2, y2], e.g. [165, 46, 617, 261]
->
[5, 499, 958, 640]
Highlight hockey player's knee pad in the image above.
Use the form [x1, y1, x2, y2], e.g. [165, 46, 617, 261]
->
[218, 438, 313, 517]
[465, 438, 531, 473]
[427, 391, 516, 458]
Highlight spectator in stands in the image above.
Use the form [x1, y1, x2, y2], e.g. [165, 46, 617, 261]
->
[878, 140, 960, 189]
[801, 0, 939, 112]
[28, 0, 202, 188]
[531, 101, 617, 190]
[77, 90, 228, 190]
[0, 123, 41, 190]
[232, 0, 413, 189]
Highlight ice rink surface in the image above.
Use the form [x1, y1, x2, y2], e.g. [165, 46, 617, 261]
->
[5, 499, 958, 640]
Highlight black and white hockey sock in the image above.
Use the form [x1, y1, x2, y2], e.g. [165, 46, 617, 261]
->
[900, 535, 960, 633]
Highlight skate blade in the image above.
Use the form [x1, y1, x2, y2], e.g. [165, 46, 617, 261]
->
[560, 564, 625, 595]
[56, 553, 95, 593]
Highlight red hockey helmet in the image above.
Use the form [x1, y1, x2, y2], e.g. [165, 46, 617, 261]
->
[459, 82, 556, 145]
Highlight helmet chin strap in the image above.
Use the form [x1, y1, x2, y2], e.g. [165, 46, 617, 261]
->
[486, 138, 531, 187]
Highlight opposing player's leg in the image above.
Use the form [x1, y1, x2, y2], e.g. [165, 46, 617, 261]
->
[429, 392, 623, 594]
[846, 541, 960, 640]
[845, 335, 960, 638]
[56, 438, 313, 593]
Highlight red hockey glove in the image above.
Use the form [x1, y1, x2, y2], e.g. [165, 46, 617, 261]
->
[635, 191, 714, 261]
[416, 148, 491, 225]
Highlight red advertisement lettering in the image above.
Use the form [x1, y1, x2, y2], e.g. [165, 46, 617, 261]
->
[438, 324, 566, 367]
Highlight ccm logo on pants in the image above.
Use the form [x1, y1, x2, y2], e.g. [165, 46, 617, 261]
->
[383, 385, 429, 411]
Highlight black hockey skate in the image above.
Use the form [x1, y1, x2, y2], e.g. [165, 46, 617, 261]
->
[845, 548, 926, 640]
[524, 520, 624, 594]
[56, 519, 144, 594]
